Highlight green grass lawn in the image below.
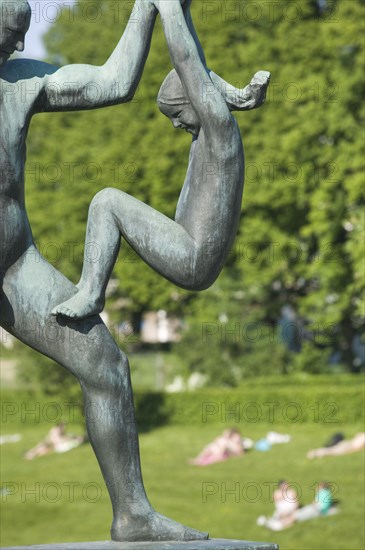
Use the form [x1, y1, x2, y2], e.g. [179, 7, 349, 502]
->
[1, 415, 364, 549]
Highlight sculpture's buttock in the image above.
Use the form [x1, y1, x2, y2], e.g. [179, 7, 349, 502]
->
[0, 195, 32, 271]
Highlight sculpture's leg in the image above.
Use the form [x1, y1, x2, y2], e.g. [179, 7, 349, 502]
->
[52, 187, 225, 320]
[0, 245, 208, 542]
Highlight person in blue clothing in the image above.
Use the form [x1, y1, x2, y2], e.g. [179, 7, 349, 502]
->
[258, 482, 338, 531]
[294, 482, 336, 522]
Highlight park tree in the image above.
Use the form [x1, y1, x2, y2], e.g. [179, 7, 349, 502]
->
[17, 0, 364, 390]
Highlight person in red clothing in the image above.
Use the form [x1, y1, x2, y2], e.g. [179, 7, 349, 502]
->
[189, 429, 245, 466]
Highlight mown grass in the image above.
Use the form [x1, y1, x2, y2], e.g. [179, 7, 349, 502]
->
[1, 396, 364, 550]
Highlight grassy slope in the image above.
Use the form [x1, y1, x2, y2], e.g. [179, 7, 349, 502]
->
[1, 417, 364, 549]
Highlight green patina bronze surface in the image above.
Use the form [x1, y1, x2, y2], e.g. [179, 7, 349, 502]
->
[3, 539, 279, 550]
[0, 0, 270, 543]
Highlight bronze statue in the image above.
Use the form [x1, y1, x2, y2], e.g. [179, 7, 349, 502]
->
[0, 0, 269, 542]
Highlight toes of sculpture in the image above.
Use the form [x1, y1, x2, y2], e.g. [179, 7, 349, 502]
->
[51, 292, 103, 320]
[52, 305, 76, 318]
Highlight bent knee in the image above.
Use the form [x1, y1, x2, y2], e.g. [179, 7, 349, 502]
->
[184, 273, 219, 292]
[179, 257, 221, 292]
[91, 187, 123, 211]
[79, 347, 130, 392]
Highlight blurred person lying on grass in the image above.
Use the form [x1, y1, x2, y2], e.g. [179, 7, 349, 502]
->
[257, 480, 299, 530]
[24, 422, 87, 460]
[258, 481, 338, 531]
[188, 428, 247, 466]
[307, 432, 365, 459]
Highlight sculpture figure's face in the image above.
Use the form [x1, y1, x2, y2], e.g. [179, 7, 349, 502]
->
[158, 101, 201, 136]
[0, 1, 31, 66]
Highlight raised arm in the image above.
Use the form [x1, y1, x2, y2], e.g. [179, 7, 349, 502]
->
[182, 0, 270, 112]
[38, 0, 157, 112]
[156, 0, 232, 132]
[182, 0, 207, 66]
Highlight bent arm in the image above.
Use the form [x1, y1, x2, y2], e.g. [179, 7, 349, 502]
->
[158, 0, 231, 132]
[38, 0, 157, 112]
[183, 1, 270, 112]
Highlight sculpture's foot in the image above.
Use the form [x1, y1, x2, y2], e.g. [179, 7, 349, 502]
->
[111, 510, 209, 542]
[51, 289, 104, 320]
[237, 70, 271, 111]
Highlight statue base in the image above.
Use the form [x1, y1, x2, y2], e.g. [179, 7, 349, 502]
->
[3, 540, 278, 550]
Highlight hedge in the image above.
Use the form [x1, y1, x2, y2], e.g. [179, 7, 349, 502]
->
[133, 383, 363, 430]
[1, 376, 363, 429]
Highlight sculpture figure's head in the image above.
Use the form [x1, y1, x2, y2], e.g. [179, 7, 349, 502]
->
[0, 0, 31, 66]
[157, 69, 201, 137]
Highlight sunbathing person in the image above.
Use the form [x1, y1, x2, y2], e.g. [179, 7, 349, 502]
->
[294, 482, 338, 523]
[257, 480, 299, 530]
[258, 482, 337, 531]
[189, 429, 244, 466]
[24, 422, 86, 460]
[307, 432, 365, 459]
[52, 0, 270, 320]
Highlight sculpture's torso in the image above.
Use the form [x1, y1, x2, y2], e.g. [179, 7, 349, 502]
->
[175, 119, 244, 259]
[0, 69, 34, 271]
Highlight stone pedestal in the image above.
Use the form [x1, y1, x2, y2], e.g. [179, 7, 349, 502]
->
[2, 540, 278, 550]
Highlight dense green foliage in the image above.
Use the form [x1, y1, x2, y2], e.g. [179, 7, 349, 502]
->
[1, 6, 364, 547]
[17, 0, 364, 385]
